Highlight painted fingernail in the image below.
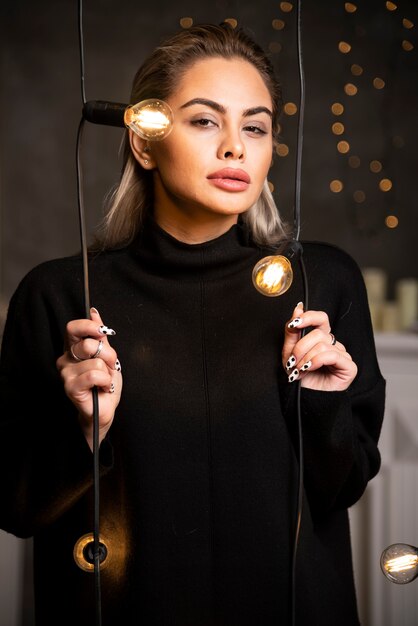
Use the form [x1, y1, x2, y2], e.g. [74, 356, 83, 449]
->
[301, 360, 312, 372]
[288, 317, 302, 329]
[115, 359, 122, 372]
[286, 355, 297, 370]
[288, 368, 299, 383]
[90, 307, 99, 315]
[99, 325, 116, 336]
[109, 382, 115, 394]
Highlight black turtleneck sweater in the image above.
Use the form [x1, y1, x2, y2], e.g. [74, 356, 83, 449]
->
[0, 219, 385, 625]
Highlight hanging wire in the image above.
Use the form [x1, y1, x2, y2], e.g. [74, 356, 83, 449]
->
[76, 1, 102, 624]
[290, 0, 308, 624]
[74, 1, 307, 623]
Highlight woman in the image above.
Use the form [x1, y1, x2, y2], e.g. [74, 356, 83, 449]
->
[0, 23, 385, 625]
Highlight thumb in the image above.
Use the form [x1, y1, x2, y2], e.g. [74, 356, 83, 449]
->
[282, 302, 304, 367]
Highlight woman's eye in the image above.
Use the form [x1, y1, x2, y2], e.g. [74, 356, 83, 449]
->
[244, 125, 267, 135]
[191, 118, 217, 128]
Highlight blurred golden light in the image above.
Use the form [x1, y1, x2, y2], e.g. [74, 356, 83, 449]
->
[386, 1, 397, 10]
[330, 179, 343, 193]
[403, 18, 414, 29]
[345, 3, 357, 12]
[385, 215, 399, 228]
[331, 102, 344, 115]
[351, 63, 363, 76]
[276, 143, 289, 157]
[402, 40, 414, 51]
[337, 140, 350, 153]
[269, 41, 282, 53]
[379, 178, 393, 192]
[348, 155, 361, 168]
[373, 77, 386, 89]
[338, 41, 352, 53]
[284, 102, 298, 115]
[353, 190, 366, 203]
[272, 19, 285, 30]
[224, 18, 238, 28]
[280, 2, 293, 12]
[370, 160, 382, 173]
[344, 83, 358, 95]
[332, 122, 345, 135]
[179, 17, 193, 28]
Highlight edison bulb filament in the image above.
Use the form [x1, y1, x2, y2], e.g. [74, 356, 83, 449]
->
[380, 543, 418, 584]
[252, 255, 293, 297]
[124, 99, 173, 140]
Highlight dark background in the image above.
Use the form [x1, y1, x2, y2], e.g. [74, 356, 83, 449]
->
[1, 3, 417, 624]
[1, 0, 417, 308]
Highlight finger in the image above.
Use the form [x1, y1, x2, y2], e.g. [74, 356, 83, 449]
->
[287, 309, 331, 334]
[296, 342, 353, 372]
[65, 307, 116, 347]
[300, 350, 358, 386]
[63, 363, 114, 397]
[282, 302, 304, 369]
[287, 327, 343, 366]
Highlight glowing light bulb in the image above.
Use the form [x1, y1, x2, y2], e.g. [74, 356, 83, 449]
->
[252, 255, 293, 297]
[124, 99, 173, 140]
[380, 543, 418, 584]
[73, 533, 109, 572]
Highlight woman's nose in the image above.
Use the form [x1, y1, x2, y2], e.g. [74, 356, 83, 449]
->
[217, 128, 246, 161]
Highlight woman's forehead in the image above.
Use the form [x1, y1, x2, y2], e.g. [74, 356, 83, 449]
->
[170, 57, 272, 109]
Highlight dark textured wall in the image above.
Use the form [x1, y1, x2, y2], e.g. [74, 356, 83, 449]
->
[1, 0, 418, 309]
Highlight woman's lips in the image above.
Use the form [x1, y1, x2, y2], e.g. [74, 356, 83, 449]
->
[207, 168, 251, 191]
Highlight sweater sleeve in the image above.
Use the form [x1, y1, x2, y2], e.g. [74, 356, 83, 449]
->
[282, 243, 386, 519]
[0, 262, 113, 538]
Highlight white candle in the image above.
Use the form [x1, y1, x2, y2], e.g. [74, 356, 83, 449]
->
[396, 278, 418, 331]
[362, 267, 387, 305]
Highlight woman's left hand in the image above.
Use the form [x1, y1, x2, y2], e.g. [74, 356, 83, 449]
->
[282, 303, 358, 391]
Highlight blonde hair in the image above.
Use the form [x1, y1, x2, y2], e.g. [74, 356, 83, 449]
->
[94, 23, 290, 250]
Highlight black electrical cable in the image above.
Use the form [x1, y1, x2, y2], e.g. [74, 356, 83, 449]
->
[74, 1, 307, 624]
[290, 0, 308, 624]
[76, 1, 103, 625]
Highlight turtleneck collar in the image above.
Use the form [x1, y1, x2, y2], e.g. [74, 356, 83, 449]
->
[130, 217, 262, 281]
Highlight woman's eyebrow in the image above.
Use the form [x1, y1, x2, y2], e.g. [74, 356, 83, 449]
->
[180, 98, 272, 118]
[243, 106, 272, 118]
[180, 98, 226, 113]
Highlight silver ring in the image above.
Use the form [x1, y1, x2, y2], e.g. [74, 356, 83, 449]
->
[70, 342, 87, 362]
[89, 339, 103, 359]
[330, 332, 337, 346]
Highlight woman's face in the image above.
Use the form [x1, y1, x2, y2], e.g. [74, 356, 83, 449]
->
[134, 56, 274, 236]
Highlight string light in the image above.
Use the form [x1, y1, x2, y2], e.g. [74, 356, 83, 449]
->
[124, 99, 173, 140]
[381, 544, 418, 584]
[252, 255, 293, 297]
[74, 533, 110, 572]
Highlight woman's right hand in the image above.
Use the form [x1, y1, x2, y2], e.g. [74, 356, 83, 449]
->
[56, 307, 123, 451]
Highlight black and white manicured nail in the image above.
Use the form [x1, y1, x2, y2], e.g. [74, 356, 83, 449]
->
[109, 382, 115, 394]
[288, 317, 302, 329]
[286, 355, 297, 371]
[301, 360, 312, 372]
[288, 368, 299, 383]
[99, 325, 116, 336]
[115, 359, 122, 372]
